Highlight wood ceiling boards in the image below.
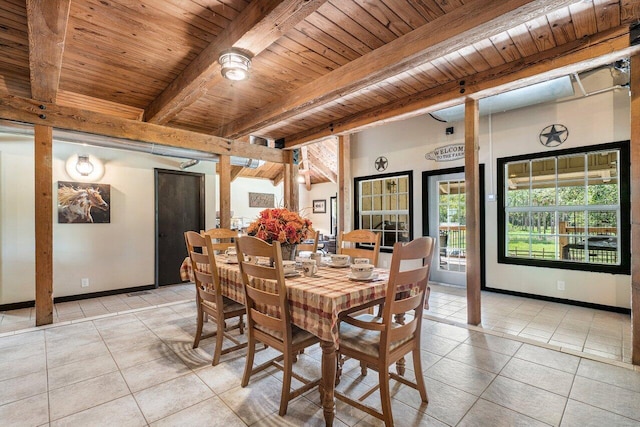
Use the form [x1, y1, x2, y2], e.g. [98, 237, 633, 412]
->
[1, 0, 639, 183]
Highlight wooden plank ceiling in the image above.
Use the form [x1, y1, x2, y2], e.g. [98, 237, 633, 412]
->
[0, 0, 639, 184]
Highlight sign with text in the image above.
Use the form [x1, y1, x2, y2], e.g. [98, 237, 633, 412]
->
[425, 143, 465, 162]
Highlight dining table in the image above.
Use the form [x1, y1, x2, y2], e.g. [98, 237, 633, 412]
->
[180, 256, 399, 426]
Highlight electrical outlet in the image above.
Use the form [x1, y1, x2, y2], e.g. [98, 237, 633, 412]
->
[81, 278, 90, 288]
[557, 280, 565, 291]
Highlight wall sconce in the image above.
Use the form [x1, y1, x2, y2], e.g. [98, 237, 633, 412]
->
[297, 175, 306, 184]
[65, 154, 104, 181]
[75, 155, 94, 176]
[219, 49, 252, 81]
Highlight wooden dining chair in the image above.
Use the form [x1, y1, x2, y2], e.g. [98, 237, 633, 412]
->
[336, 236, 435, 427]
[235, 235, 321, 416]
[297, 228, 320, 253]
[339, 229, 381, 266]
[200, 227, 238, 255]
[184, 231, 246, 365]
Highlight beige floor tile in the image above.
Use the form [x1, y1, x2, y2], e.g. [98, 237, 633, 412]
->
[482, 376, 567, 425]
[48, 354, 118, 390]
[121, 351, 191, 392]
[0, 393, 49, 427]
[560, 399, 640, 427]
[0, 371, 48, 406]
[152, 396, 263, 427]
[515, 343, 580, 374]
[133, 373, 214, 423]
[50, 395, 146, 427]
[48, 371, 130, 421]
[446, 343, 511, 374]
[577, 359, 640, 393]
[218, 374, 284, 425]
[46, 340, 111, 369]
[419, 332, 461, 356]
[458, 398, 548, 427]
[425, 358, 495, 396]
[501, 357, 575, 396]
[0, 352, 46, 382]
[570, 376, 640, 421]
[464, 331, 523, 356]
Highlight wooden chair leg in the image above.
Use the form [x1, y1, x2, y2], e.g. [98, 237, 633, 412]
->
[279, 351, 293, 416]
[239, 315, 244, 335]
[412, 347, 428, 402]
[360, 361, 367, 376]
[379, 370, 394, 427]
[212, 315, 225, 366]
[241, 337, 256, 387]
[193, 306, 203, 349]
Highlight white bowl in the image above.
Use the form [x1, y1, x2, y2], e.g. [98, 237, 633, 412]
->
[330, 254, 350, 266]
[350, 263, 374, 279]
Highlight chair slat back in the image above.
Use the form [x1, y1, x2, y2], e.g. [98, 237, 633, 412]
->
[201, 228, 238, 254]
[297, 229, 319, 253]
[339, 229, 381, 265]
[184, 230, 224, 307]
[380, 237, 435, 353]
[236, 236, 291, 342]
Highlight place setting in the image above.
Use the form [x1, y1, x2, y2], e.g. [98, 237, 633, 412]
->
[323, 254, 351, 268]
[347, 258, 381, 282]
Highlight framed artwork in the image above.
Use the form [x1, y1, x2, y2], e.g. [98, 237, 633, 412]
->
[58, 181, 111, 223]
[313, 199, 326, 213]
[249, 192, 275, 208]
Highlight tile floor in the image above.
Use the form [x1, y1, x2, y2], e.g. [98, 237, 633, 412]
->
[0, 283, 638, 426]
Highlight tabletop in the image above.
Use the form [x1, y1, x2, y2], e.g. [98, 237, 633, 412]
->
[181, 256, 391, 347]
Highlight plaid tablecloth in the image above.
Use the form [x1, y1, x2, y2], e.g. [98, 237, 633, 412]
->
[181, 256, 392, 347]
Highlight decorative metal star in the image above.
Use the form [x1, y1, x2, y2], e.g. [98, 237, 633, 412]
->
[374, 156, 388, 171]
[539, 124, 568, 147]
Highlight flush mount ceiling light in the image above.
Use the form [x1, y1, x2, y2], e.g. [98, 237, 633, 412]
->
[76, 155, 94, 176]
[219, 50, 252, 81]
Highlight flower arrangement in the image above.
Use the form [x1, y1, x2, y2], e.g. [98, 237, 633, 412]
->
[247, 208, 312, 245]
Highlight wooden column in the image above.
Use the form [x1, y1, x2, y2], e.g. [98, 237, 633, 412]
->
[338, 135, 351, 233]
[465, 98, 481, 326]
[219, 155, 231, 229]
[283, 151, 299, 212]
[631, 53, 640, 365]
[34, 125, 53, 326]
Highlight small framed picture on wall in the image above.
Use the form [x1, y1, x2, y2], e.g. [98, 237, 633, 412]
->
[312, 199, 326, 213]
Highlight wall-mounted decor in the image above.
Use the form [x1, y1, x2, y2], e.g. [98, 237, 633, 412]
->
[313, 199, 326, 213]
[249, 192, 275, 208]
[58, 181, 111, 223]
[425, 143, 465, 162]
[539, 124, 568, 147]
[374, 156, 388, 171]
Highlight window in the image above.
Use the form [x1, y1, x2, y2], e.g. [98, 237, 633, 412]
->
[354, 171, 413, 252]
[497, 141, 630, 274]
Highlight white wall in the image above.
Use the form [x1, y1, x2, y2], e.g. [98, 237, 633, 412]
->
[215, 176, 284, 229]
[299, 182, 337, 238]
[0, 134, 217, 304]
[352, 72, 631, 308]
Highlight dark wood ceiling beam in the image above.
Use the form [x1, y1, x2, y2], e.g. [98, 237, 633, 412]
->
[284, 26, 636, 147]
[27, 0, 71, 103]
[0, 93, 287, 163]
[219, 0, 576, 139]
[145, 0, 328, 125]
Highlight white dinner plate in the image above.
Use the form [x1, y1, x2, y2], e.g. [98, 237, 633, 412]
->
[347, 272, 379, 282]
[224, 257, 238, 264]
[284, 271, 301, 278]
[324, 262, 350, 268]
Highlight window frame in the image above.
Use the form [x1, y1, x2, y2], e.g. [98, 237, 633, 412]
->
[497, 140, 630, 274]
[354, 170, 413, 253]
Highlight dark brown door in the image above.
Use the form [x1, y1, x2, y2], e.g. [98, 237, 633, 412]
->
[155, 169, 205, 286]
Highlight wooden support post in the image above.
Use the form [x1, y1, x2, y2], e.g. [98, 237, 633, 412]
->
[465, 98, 481, 326]
[34, 125, 53, 326]
[338, 135, 351, 234]
[219, 155, 231, 229]
[282, 150, 300, 212]
[631, 54, 640, 365]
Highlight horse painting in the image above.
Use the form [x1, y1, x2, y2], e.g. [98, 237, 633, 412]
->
[58, 182, 110, 224]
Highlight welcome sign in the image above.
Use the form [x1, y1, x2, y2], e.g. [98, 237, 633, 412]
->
[425, 143, 465, 162]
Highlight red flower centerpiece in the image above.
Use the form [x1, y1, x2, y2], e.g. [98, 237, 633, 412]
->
[247, 208, 312, 259]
